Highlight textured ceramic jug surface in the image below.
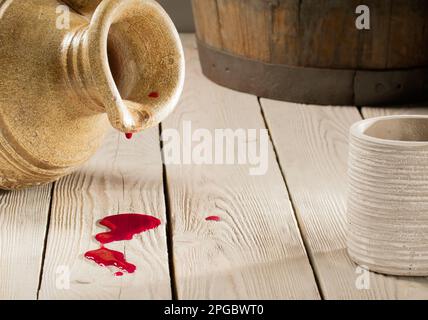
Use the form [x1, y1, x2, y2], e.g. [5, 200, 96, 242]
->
[0, 0, 185, 190]
[347, 115, 428, 276]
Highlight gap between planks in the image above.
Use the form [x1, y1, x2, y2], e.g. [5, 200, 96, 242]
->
[0, 184, 53, 299]
[36, 122, 184, 300]
[36, 182, 56, 299]
[257, 97, 325, 299]
[8, 32, 428, 300]
[159, 123, 179, 300]
[37, 128, 171, 300]
[260, 99, 428, 299]
[161, 34, 320, 299]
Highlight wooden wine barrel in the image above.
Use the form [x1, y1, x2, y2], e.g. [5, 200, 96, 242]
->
[191, 0, 428, 105]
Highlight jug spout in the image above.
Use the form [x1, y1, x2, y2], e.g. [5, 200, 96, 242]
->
[68, 0, 185, 133]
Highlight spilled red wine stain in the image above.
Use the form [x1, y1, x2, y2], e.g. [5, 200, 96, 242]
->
[148, 91, 159, 98]
[205, 215, 221, 222]
[85, 247, 136, 275]
[85, 213, 161, 276]
[125, 133, 133, 140]
[96, 214, 161, 245]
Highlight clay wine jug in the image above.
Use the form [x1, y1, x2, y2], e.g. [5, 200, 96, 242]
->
[0, 0, 185, 189]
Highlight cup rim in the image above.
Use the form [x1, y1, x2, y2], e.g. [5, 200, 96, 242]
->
[350, 115, 428, 147]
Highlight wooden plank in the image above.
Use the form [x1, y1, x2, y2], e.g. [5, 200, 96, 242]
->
[38, 128, 170, 299]
[217, 0, 271, 61]
[191, 0, 222, 48]
[194, 0, 428, 70]
[357, 0, 391, 69]
[260, 100, 428, 299]
[270, 0, 300, 65]
[387, 0, 428, 68]
[362, 104, 428, 118]
[299, 0, 360, 68]
[0, 185, 52, 299]
[162, 34, 320, 299]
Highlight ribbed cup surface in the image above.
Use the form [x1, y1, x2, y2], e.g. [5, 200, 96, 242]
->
[347, 116, 428, 276]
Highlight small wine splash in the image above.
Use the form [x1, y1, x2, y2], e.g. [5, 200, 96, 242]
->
[205, 216, 221, 222]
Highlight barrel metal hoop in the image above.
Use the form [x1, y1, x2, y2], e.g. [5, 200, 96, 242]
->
[197, 38, 428, 106]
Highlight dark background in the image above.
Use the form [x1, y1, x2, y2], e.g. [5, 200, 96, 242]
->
[157, 0, 195, 32]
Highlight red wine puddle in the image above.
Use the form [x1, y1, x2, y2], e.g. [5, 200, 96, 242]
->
[96, 214, 161, 245]
[85, 214, 161, 276]
[205, 215, 221, 222]
[84, 246, 136, 275]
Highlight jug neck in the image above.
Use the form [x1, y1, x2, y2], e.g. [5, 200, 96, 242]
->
[63, 25, 106, 113]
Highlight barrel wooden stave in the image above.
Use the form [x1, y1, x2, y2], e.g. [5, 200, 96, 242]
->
[193, 0, 428, 69]
[192, 0, 428, 105]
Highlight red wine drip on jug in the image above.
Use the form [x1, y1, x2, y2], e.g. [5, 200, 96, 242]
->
[148, 91, 159, 98]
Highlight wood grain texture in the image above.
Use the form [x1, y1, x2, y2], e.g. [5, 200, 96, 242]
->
[38, 128, 170, 299]
[162, 34, 320, 299]
[387, 0, 428, 68]
[217, 0, 271, 61]
[191, 0, 222, 47]
[0, 185, 52, 299]
[357, 0, 391, 69]
[270, 0, 300, 65]
[299, 0, 360, 68]
[260, 100, 428, 299]
[193, 0, 428, 69]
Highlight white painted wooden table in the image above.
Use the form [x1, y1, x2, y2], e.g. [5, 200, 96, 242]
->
[1, 34, 428, 300]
